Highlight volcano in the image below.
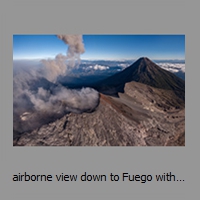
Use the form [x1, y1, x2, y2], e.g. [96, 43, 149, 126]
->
[95, 57, 185, 101]
[14, 57, 185, 146]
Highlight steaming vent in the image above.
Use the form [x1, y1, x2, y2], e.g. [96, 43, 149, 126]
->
[13, 35, 100, 134]
[20, 112, 31, 121]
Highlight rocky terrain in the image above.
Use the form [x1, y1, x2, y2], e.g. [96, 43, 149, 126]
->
[13, 57, 185, 146]
[13, 82, 185, 146]
[95, 57, 185, 101]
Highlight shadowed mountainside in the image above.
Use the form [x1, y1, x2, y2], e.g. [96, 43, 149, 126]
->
[95, 57, 185, 101]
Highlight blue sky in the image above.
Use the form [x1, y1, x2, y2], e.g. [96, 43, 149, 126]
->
[13, 35, 185, 60]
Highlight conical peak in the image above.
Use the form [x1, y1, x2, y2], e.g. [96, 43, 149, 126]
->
[96, 56, 185, 99]
[137, 57, 151, 63]
[140, 57, 149, 60]
[133, 57, 154, 70]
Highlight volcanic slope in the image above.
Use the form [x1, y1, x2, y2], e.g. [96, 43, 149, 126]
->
[13, 86, 185, 146]
[13, 57, 185, 146]
[14, 81, 185, 146]
[95, 57, 185, 101]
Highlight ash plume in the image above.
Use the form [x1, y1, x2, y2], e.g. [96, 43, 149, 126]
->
[57, 34, 85, 58]
[40, 35, 85, 82]
[13, 35, 99, 135]
[13, 84, 99, 133]
[40, 54, 67, 82]
[25, 86, 99, 114]
[13, 61, 99, 134]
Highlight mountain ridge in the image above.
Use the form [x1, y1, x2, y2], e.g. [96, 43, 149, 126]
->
[13, 57, 185, 146]
[94, 57, 185, 101]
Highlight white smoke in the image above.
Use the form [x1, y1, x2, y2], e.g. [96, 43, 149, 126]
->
[39, 35, 85, 82]
[40, 54, 67, 82]
[57, 34, 85, 57]
[13, 60, 100, 133]
[24, 86, 99, 114]
[13, 35, 99, 134]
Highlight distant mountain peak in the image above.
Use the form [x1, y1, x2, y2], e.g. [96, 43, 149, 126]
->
[137, 57, 151, 62]
[95, 57, 185, 101]
[138, 56, 149, 60]
[134, 57, 154, 66]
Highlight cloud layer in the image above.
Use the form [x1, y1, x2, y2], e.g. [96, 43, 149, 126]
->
[156, 62, 185, 73]
[89, 64, 109, 70]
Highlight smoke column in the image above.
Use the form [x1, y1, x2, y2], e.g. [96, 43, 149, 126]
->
[40, 54, 67, 82]
[13, 35, 99, 135]
[57, 35, 85, 58]
[40, 35, 85, 82]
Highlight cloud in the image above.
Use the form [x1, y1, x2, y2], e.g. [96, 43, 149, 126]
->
[89, 65, 109, 70]
[117, 63, 130, 68]
[157, 62, 185, 73]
